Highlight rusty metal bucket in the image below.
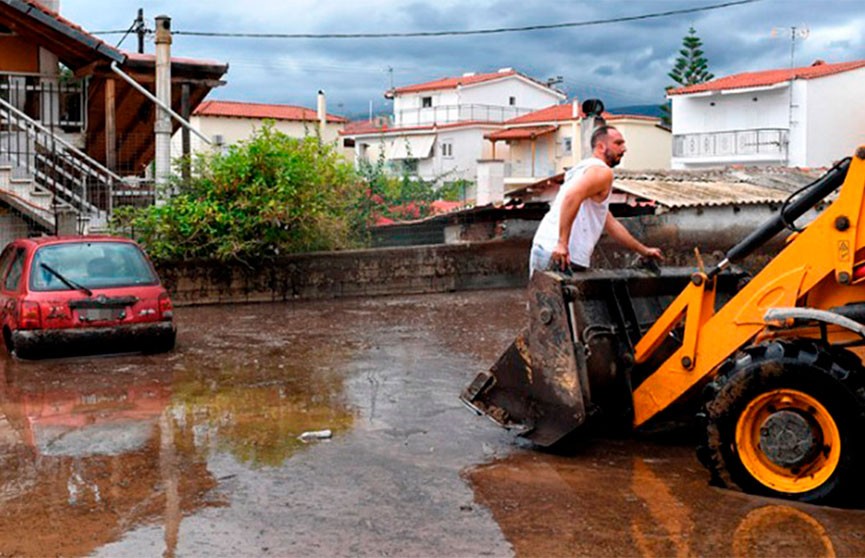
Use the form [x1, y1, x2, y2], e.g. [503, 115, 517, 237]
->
[460, 266, 743, 447]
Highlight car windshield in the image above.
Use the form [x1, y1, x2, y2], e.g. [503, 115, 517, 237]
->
[30, 241, 158, 291]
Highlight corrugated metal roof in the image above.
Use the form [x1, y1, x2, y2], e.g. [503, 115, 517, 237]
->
[613, 178, 790, 208]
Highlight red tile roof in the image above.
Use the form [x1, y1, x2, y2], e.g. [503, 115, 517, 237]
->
[193, 100, 347, 123]
[393, 69, 519, 94]
[485, 125, 557, 141]
[10, 0, 125, 63]
[669, 59, 865, 95]
[505, 103, 659, 124]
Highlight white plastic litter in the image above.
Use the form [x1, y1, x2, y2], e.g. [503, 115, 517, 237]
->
[298, 429, 332, 442]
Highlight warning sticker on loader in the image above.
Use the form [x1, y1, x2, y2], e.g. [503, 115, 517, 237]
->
[839, 240, 850, 261]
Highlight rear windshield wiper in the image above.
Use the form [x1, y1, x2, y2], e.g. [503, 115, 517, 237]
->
[40, 263, 93, 297]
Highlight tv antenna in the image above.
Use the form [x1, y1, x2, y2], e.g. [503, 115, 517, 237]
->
[771, 25, 809, 68]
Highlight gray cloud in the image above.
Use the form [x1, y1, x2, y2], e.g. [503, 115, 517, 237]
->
[61, 0, 865, 117]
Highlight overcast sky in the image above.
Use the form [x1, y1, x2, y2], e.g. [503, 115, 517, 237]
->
[61, 0, 865, 118]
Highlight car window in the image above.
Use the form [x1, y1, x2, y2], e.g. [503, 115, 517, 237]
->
[0, 246, 18, 283]
[30, 241, 158, 291]
[4, 249, 25, 291]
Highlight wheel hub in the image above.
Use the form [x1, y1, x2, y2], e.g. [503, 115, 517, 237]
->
[759, 410, 818, 468]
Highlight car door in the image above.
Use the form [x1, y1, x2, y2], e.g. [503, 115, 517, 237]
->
[0, 244, 26, 336]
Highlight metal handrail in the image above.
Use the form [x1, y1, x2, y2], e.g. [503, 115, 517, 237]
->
[0, 95, 124, 183]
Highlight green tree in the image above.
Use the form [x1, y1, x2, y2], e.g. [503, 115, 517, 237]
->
[660, 27, 714, 127]
[111, 123, 368, 264]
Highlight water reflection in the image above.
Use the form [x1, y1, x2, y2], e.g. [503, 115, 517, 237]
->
[0, 304, 357, 556]
[467, 439, 863, 557]
[0, 359, 213, 557]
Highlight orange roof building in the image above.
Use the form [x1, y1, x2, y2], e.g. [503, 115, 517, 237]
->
[176, 96, 351, 156]
[668, 59, 865, 169]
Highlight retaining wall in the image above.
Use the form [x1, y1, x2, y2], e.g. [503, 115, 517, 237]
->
[158, 238, 531, 306]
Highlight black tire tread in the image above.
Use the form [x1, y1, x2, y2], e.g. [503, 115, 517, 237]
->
[697, 339, 865, 505]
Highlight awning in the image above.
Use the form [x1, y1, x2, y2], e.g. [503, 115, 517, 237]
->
[386, 135, 436, 159]
[485, 125, 557, 141]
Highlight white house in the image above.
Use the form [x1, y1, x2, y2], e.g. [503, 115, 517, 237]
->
[485, 101, 671, 190]
[172, 95, 349, 158]
[342, 68, 565, 183]
[668, 59, 865, 169]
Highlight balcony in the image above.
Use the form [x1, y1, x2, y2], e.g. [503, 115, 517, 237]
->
[1, 72, 86, 134]
[395, 104, 534, 127]
[672, 128, 788, 165]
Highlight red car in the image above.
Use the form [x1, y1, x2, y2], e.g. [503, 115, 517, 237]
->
[0, 236, 176, 359]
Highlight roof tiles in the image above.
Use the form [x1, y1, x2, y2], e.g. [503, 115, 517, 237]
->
[193, 100, 347, 123]
[392, 69, 519, 94]
[669, 59, 865, 95]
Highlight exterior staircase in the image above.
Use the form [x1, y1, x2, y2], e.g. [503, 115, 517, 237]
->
[0, 95, 126, 235]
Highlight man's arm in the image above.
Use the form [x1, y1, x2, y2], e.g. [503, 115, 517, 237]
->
[551, 166, 613, 270]
[603, 213, 664, 260]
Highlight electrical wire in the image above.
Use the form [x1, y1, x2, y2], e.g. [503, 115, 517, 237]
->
[93, 0, 762, 39]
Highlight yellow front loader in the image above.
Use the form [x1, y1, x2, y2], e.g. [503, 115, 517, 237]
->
[462, 148, 865, 506]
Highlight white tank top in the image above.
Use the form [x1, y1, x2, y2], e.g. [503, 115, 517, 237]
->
[532, 157, 611, 267]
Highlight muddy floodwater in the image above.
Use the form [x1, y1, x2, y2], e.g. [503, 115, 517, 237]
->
[0, 288, 862, 557]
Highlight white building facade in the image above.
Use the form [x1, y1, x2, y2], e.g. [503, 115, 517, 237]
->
[171, 97, 349, 159]
[669, 60, 865, 169]
[344, 69, 565, 183]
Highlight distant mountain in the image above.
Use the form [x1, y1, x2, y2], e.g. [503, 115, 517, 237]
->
[608, 104, 665, 118]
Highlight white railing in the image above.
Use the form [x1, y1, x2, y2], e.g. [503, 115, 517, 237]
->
[395, 104, 535, 127]
[0, 94, 129, 229]
[673, 128, 788, 159]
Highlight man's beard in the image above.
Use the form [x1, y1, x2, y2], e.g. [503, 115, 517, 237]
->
[604, 150, 622, 167]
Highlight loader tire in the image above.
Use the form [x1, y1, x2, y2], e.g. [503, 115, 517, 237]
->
[698, 340, 865, 506]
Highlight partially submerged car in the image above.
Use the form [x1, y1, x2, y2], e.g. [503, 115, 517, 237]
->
[0, 236, 176, 359]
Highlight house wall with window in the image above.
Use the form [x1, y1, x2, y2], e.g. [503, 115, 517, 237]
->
[173, 115, 349, 156]
[494, 110, 670, 189]
[457, 78, 560, 112]
[670, 61, 865, 169]
[391, 72, 564, 127]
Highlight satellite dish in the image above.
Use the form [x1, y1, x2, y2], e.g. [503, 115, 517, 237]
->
[581, 98, 605, 117]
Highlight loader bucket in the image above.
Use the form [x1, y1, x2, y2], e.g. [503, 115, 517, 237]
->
[460, 267, 744, 447]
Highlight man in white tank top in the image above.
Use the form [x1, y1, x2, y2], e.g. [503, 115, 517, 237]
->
[530, 125, 664, 276]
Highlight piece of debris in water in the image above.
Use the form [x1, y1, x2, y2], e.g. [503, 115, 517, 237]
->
[298, 429, 333, 442]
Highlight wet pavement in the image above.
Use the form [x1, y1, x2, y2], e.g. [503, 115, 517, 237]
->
[0, 288, 862, 557]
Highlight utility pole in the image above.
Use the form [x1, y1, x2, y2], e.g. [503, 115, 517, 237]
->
[135, 8, 146, 54]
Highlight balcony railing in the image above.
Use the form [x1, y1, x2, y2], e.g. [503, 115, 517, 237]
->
[0, 72, 86, 133]
[673, 128, 788, 159]
[395, 104, 534, 127]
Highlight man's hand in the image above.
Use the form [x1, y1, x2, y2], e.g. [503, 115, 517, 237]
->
[551, 241, 569, 271]
[641, 246, 664, 261]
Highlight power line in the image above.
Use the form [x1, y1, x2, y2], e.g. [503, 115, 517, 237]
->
[93, 0, 762, 39]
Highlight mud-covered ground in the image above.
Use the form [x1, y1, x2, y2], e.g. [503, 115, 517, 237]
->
[0, 289, 862, 557]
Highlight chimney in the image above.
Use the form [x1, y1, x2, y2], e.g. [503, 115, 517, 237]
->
[41, 0, 59, 12]
[571, 99, 580, 119]
[317, 90, 326, 139]
[154, 15, 172, 204]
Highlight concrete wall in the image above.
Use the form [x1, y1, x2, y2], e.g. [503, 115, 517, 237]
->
[613, 119, 671, 170]
[156, 201, 792, 307]
[805, 69, 865, 168]
[158, 239, 531, 306]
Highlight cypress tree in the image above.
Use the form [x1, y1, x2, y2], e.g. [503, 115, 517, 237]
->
[660, 27, 714, 127]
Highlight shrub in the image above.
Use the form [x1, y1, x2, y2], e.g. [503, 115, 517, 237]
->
[112, 124, 367, 264]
